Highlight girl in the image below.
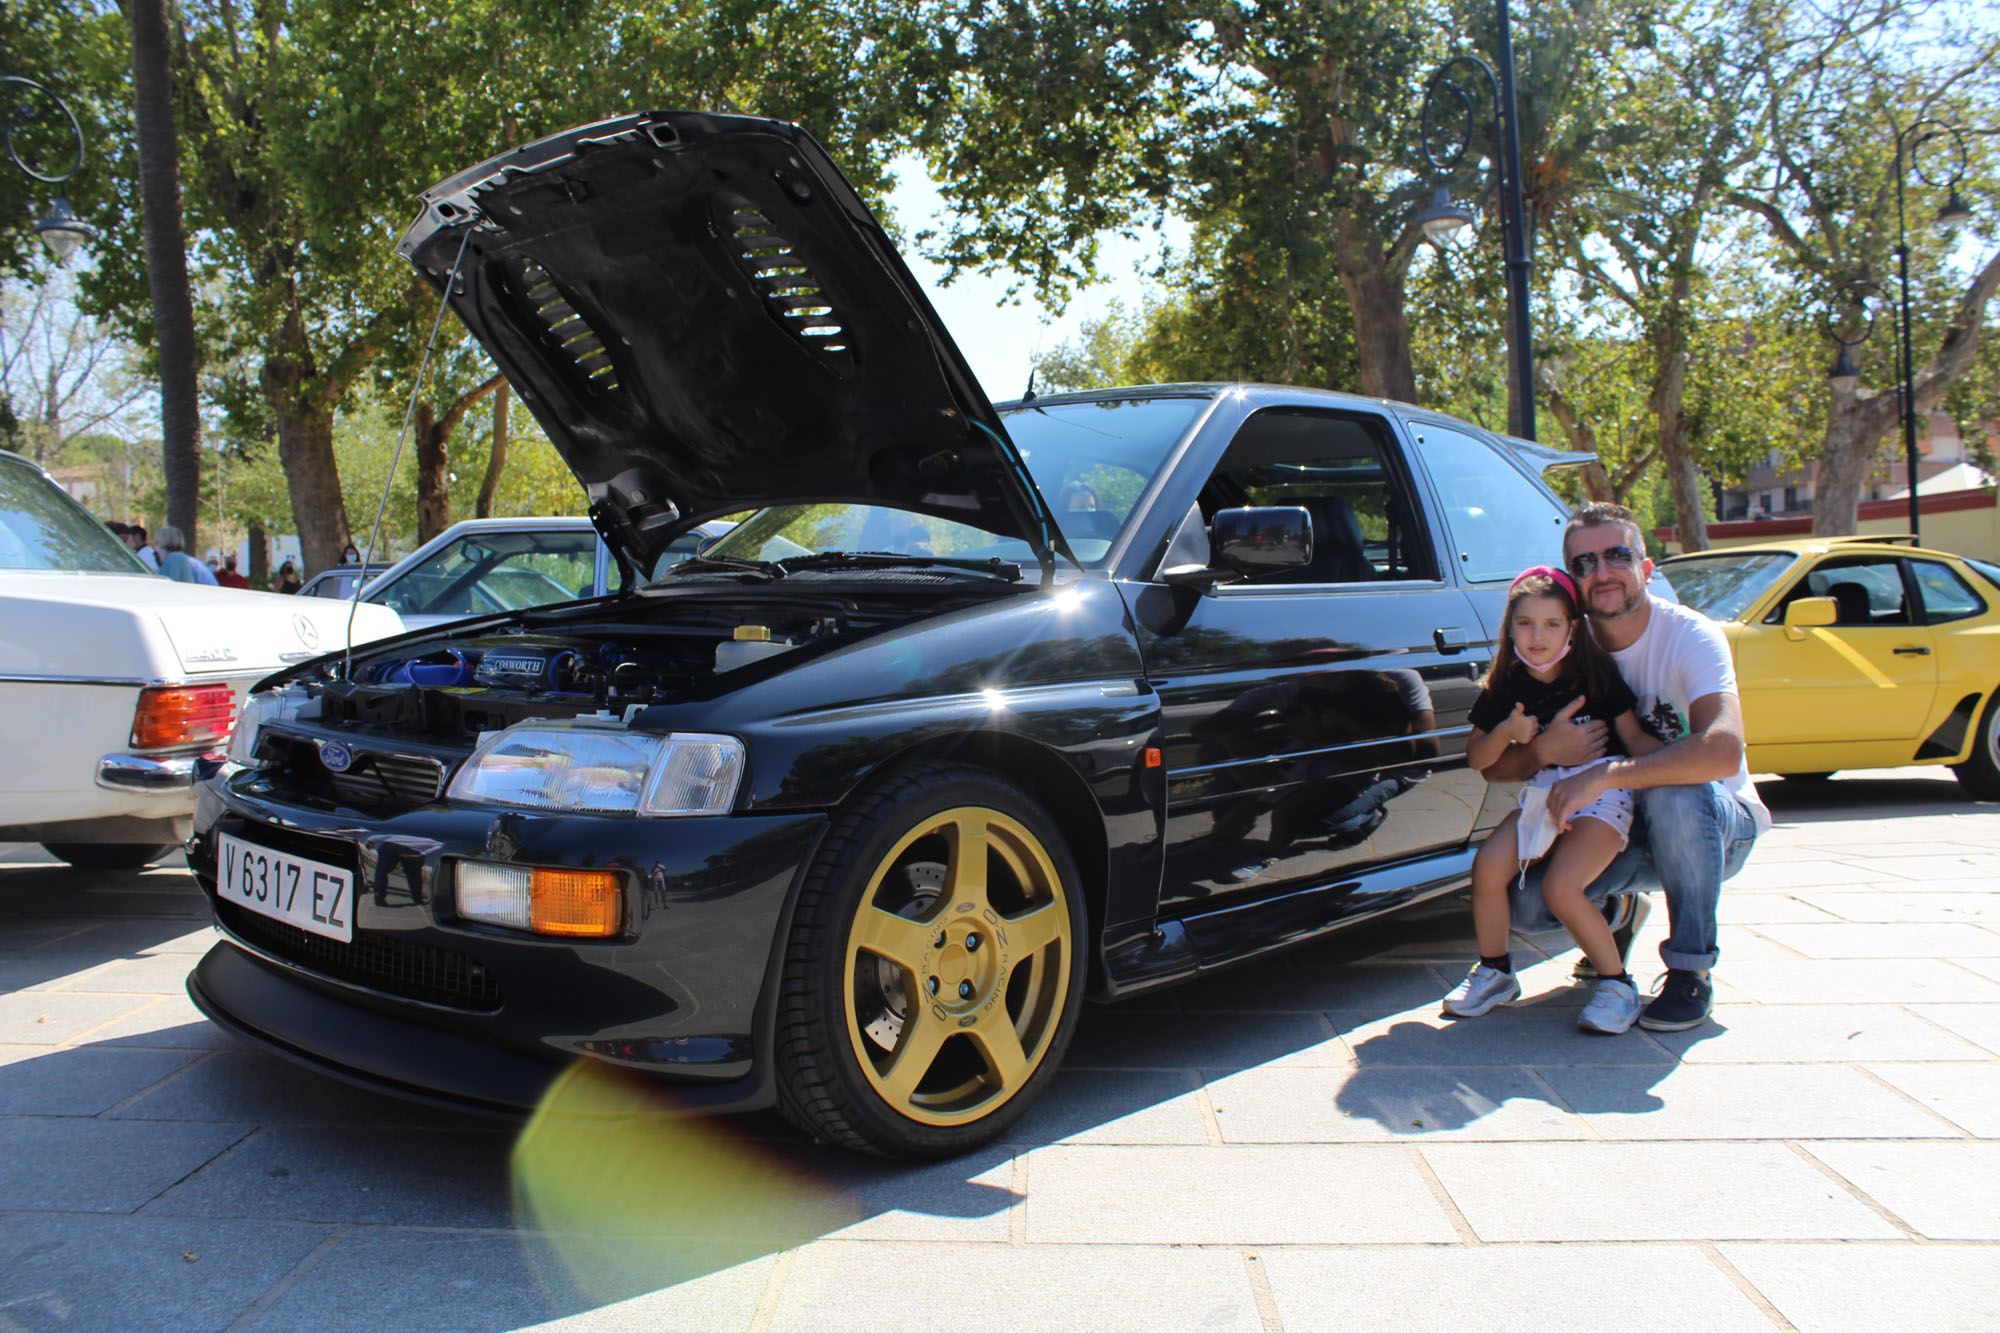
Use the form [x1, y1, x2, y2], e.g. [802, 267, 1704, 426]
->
[1442, 565, 1661, 1034]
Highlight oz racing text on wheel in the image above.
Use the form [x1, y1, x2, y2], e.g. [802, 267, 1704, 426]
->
[775, 764, 1087, 1159]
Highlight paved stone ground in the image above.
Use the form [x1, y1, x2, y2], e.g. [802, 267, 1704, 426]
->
[2, 767, 1996, 1331]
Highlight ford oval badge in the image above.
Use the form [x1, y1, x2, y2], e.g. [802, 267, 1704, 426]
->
[319, 741, 353, 773]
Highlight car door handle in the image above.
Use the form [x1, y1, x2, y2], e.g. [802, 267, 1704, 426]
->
[1893, 645, 1931, 656]
[1434, 627, 1469, 654]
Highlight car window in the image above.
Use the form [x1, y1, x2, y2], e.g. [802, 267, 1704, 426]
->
[1769, 556, 1910, 626]
[1198, 407, 1436, 584]
[1968, 558, 2000, 593]
[0, 458, 152, 574]
[1406, 423, 1568, 583]
[1004, 396, 1210, 566]
[374, 529, 598, 616]
[1659, 552, 1796, 621]
[1910, 558, 1987, 623]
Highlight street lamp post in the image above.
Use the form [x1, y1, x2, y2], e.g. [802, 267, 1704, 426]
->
[1892, 120, 1975, 542]
[1, 75, 93, 263]
[1416, 6, 1537, 440]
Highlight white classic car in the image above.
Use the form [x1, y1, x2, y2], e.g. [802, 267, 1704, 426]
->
[0, 449, 405, 868]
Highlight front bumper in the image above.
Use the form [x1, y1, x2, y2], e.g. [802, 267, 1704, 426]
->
[186, 768, 826, 1115]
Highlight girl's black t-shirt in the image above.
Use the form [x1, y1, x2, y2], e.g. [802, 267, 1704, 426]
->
[1469, 667, 1638, 756]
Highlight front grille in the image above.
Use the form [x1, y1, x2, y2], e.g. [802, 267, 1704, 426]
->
[260, 734, 448, 813]
[219, 900, 504, 1011]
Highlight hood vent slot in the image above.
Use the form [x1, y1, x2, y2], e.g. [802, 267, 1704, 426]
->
[728, 202, 853, 372]
[510, 258, 620, 394]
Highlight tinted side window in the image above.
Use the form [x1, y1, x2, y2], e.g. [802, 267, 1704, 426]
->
[1199, 408, 1435, 583]
[1408, 424, 1567, 583]
[1911, 559, 1986, 623]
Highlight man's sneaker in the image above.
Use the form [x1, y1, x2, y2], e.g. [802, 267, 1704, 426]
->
[1441, 964, 1522, 1017]
[1577, 977, 1642, 1034]
[1638, 969, 1714, 1031]
[1573, 893, 1652, 982]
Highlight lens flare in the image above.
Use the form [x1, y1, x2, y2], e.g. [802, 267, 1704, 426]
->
[511, 1063, 858, 1305]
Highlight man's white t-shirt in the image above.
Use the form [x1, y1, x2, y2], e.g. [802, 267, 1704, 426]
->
[1605, 595, 1771, 834]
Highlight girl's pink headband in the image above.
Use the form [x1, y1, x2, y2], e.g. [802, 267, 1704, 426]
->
[1510, 564, 1579, 608]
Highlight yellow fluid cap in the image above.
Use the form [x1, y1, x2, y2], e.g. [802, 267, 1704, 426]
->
[733, 625, 772, 642]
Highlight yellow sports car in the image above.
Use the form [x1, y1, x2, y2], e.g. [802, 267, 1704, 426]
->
[1659, 537, 2000, 798]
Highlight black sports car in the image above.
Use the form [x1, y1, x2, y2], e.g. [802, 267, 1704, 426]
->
[186, 111, 1591, 1158]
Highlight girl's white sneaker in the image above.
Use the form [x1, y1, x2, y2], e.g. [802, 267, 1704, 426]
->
[1441, 964, 1522, 1017]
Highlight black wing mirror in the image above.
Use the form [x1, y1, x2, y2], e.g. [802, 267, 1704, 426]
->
[1162, 506, 1313, 590]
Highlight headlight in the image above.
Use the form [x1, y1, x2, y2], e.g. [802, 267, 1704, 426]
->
[445, 724, 744, 817]
[224, 685, 315, 768]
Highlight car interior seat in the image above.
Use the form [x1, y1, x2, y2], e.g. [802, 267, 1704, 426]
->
[1300, 495, 1373, 583]
[1827, 582, 1873, 625]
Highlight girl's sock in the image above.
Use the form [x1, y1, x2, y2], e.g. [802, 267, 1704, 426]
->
[1598, 971, 1631, 985]
[1479, 954, 1513, 973]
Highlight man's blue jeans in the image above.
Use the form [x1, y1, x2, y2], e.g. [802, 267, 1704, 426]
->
[1509, 782, 1759, 972]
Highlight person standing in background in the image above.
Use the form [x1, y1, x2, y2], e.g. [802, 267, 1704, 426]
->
[215, 551, 250, 589]
[275, 560, 303, 594]
[155, 524, 218, 585]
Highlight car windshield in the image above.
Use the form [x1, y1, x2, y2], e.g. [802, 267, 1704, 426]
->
[1659, 551, 1798, 620]
[680, 395, 1208, 574]
[0, 458, 151, 573]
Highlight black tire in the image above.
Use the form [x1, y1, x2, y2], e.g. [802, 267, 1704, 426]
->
[1953, 691, 2000, 801]
[774, 762, 1088, 1159]
[39, 842, 176, 870]
[1778, 772, 1836, 783]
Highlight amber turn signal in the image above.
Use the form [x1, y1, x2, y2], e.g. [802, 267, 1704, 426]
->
[529, 867, 623, 938]
[131, 683, 237, 751]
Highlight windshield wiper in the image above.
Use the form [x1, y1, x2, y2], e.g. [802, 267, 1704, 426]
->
[780, 551, 1022, 582]
[661, 553, 787, 581]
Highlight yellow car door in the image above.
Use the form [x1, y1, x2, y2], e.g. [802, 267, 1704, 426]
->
[1735, 555, 1938, 744]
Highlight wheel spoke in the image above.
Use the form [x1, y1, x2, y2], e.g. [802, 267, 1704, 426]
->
[878, 1011, 949, 1104]
[945, 812, 991, 911]
[1002, 899, 1063, 958]
[850, 902, 934, 974]
[969, 1013, 1031, 1090]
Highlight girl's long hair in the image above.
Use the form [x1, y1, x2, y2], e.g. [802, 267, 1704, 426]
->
[1483, 572, 1625, 706]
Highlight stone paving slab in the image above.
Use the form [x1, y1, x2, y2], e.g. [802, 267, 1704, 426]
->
[770, 1240, 1264, 1332]
[1910, 1002, 2000, 1056]
[1258, 1244, 1774, 1332]
[1419, 1141, 1905, 1241]
[1752, 921, 2000, 958]
[0, 1043, 200, 1116]
[1717, 1242, 2000, 1333]
[1796, 890, 1999, 922]
[1205, 1064, 1587, 1142]
[0, 1213, 331, 1333]
[1716, 957, 2000, 1004]
[1644, 1001, 1994, 1063]
[0, 1117, 250, 1213]
[1021, 1144, 1457, 1244]
[1863, 1062, 2000, 1137]
[1801, 1140, 2000, 1239]
[1535, 1063, 1959, 1139]
[1001, 1068, 1211, 1146]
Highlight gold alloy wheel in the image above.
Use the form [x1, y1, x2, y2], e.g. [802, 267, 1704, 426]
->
[840, 806, 1072, 1126]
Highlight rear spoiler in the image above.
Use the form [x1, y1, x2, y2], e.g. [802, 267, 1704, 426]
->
[1498, 433, 1596, 475]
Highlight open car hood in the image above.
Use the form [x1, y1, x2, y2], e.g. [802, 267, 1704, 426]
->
[397, 112, 1069, 576]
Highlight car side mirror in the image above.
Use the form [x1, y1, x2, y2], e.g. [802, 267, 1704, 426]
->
[1162, 505, 1313, 591]
[1784, 596, 1837, 635]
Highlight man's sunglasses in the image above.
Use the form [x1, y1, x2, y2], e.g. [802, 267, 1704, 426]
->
[1566, 546, 1639, 578]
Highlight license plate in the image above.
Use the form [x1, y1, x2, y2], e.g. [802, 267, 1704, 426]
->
[216, 832, 354, 943]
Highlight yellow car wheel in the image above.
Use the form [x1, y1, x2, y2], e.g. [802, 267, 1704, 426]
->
[775, 763, 1086, 1158]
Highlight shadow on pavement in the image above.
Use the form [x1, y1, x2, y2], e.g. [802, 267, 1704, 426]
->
[0, 849, 1713, 1327]
[1758, 770, 1993, 823]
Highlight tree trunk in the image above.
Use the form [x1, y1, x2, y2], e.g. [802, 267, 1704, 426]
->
[1330, 217, 1416, 403]
[1809, 248, 1999, 534]
[247, 520, 268, 586]
[1653, 347, 1708, 552]
[264, 344, 350, 573]
[414, 402, 450, 542]
[477, 381, 510, 518]
[127, 0, 204, 550]
[1810, 387, 1900, 535]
